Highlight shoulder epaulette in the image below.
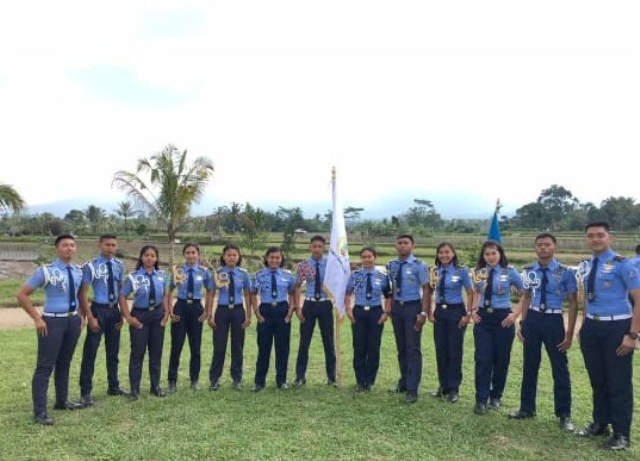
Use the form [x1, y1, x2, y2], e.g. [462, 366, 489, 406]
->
[523, 264, 534, 270]
[613, 255, 626, 262]
[238, 267, 248, 273]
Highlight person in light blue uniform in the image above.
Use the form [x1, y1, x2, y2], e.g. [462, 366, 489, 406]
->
[293, 235, 337, 387]
[119, 245, 170, 400]
[250, 247, 298, 392]
[430, 242, 473, 404]
[209, 243, 252, 391]
[509, 233, 578, 432]
[78, 234, 129, 406]
[17, 234, 85, 425]
[386, 234, 431, 404]
[345, 247, 392, 392]
[167, 243, 214, 393]
[576, 222, 640, 451]
[470, 240, 523, 415]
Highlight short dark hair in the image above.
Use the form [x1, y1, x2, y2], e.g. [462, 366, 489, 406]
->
[397, 234, 414, 244]
[55, 234, 75, 247]
[310, 235, 326, 244]
[534, 232, 557, 244]
[585, 221, 610, 233]
[219, 243, 243, 267]
[99, 234, 118, 242]
[263, 246, 285, 268]
[360, 246, 377, 258]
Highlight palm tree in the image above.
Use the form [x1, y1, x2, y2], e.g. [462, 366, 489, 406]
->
[0, 183, 26, 214]
[112, 144, 214, 261]
[115, 200, 138, 233]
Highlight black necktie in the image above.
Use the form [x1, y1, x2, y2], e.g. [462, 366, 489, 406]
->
[539, 267, 548, 309]
[396, 262, 405, 295]
[67, 266, 76, 312]
[365, 273, 372, 300]
[106, 261, 115, 303]
[484, 268, 495, 308]
[271, 271, 278, 299]
[148, 273, 156, 306]
[314, 262, 322, 300]
[187, 268, 194, 300]
[228, 270, 236, 304]
[439, 268, 447, 304]
[587, 258, 598, 301]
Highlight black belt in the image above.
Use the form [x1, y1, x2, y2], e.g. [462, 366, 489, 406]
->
[479, 307, 510, 314]
[133, 306, 161, 312]
[394, 299, 420, 306]
[93, 302, 118, 308]
[261, 301, 288, 307]
[217, 303, 244, 309]
[177, 298, 202, 305]
[436, 303, 464, 310]
[354, 304, 382, 311]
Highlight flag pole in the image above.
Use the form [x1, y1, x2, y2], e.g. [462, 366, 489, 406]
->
[332, 167, 344, 387]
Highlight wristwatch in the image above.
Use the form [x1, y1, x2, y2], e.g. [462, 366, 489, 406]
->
[626, 331, 639, 340]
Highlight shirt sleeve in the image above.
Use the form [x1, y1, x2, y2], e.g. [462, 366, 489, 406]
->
[346, 272, 356, 294]
[81, 263, 93, 285]
[418, 262, 429, 286]
[461, 268, 473, 290]
[563, 269, 578, 295]
[120, 275, 133, 297]
[620, 260, 640, 291]
[382, 274, 392, 298]
[26, 266, 46, 290]
[509, 267, 524, 291]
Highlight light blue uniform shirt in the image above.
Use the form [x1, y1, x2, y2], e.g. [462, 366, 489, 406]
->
[252, 268, 297, 303]
[170, 263, 212, 300]
[81, 255, 125, 304]
[26, 259, 83, 314]
[346, 267, 391, 306]
[474, 265, 523, 309]
[435, 264, 473, 305]
[120, 267, 167, 309]
[387, 255, 429, 302]
[584, 248, 640, 316]
[522, 259, 577, 310]
[630, 255, 640, 270]
[212, 266, 252, 305]
[297, 257, 328, 299]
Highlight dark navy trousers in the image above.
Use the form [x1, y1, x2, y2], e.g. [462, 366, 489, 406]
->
[295, 300, 336, 381]
[433, 304, 467, 393]
[580, 318, 634, 438]
[351, 306, 384, 387]
[168, 300, 204, 384]
[210, 304, 246, 384]
[390, 300, 423, 394]
[129, 308, 165, 393]
[32, 315, 82, 416]
[473, 309, 515, 403]
[79, 303, 123, 396]
[519, 310, 571, 416]
[254, 302, 291, 387]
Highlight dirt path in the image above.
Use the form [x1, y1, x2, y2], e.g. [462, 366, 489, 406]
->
[0, 308, 39, 330]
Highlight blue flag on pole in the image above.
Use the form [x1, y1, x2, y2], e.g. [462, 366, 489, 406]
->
[488, 199, 502, 243]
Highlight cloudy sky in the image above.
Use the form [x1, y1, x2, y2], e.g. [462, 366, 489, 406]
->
[1, 1, 638, 219]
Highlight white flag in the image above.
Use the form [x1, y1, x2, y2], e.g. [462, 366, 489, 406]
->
[323, 168, 350, 317]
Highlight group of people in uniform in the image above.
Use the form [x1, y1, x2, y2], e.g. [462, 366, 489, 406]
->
[16, 222, 640, 451]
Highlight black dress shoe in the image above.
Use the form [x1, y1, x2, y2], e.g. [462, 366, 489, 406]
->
[234, 381, 243, 391]
[474, 402, 487, 415]
[150, 387, 167, 397]
[365, 384, 374, 392]
[489, 398, 501, 410]
[605, 434, 630, 450]
[210, 381, 220, 391]
[447, 391, 459, 403]
[53, 399, 85, 410]
[577, 422, 610, 437]
[292, 378, 306, 387]
[509, 410, 535, 419]
[388, 385, 407, 394]
[107, 386, 130, 397]
[129, 391, 139, 401]
[431, 388, 444, 398]
[558, 416, 575, 432]
[355, 384, 367, 393]
[191, 381, 200, 391]
[251, 384, 264, 393]
[278, 383, 289, 390]
[167, 382, 177, 394]
[327, 379, 338, 387]
[35, 413, 54, 425]
[81, 395, 95, 407]
[405, 393, 418, 404]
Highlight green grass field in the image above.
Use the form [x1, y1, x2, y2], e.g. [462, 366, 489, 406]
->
[0, 319, 638, 460]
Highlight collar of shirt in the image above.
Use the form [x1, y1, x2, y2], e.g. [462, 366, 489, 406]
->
[398, 254, 416, 265]
[533, 258, 559, 272]
[592, 248, 615, 263]
[182, 263, 201, 272]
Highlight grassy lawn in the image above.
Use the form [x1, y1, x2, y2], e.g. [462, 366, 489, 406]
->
[0, 318, 638, 460]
